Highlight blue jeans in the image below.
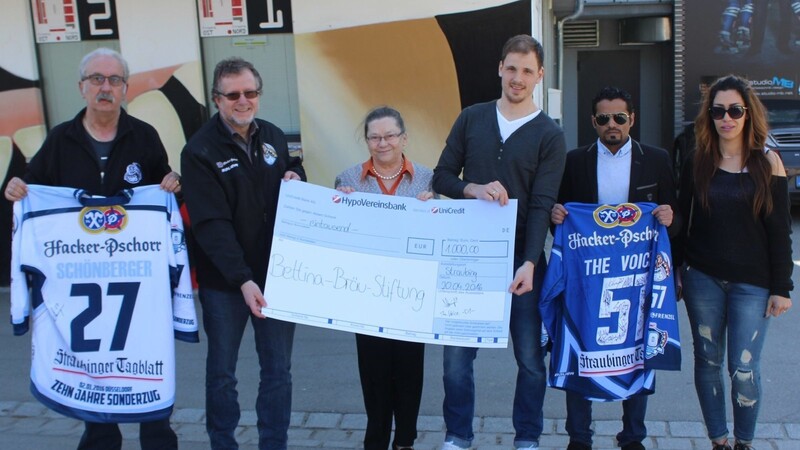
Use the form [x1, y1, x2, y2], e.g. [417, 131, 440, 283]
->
[682, 267, 770, 444]
[442, 259, 547, 448]
[565, 391, 648, 447]
[200, 288, 296, 450]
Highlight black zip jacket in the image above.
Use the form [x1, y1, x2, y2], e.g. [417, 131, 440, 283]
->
[25, 108, 171, 195]
[180, 114, 306, 291]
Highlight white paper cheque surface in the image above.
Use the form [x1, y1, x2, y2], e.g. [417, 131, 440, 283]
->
[261, 181, 518, 348]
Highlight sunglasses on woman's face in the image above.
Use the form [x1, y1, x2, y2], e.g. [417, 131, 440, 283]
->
[709, 105, 747, 120]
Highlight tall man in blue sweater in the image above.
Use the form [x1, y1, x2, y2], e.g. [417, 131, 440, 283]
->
[432, 34, 566, 450]
[550, 86, 678, 450]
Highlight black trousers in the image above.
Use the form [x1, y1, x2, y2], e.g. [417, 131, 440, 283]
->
[77, 418, 177, 450]
[356, 334, 424, 450]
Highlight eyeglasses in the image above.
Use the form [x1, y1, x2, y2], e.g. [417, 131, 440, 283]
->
[594, 112, 630, 126]
[709, 105, 747, 120]
[367, 132, 403, 145]
[214, 90, 261, 101]
[82, 74, 126, 87]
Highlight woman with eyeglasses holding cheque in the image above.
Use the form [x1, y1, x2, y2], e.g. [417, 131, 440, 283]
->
[676, 75, 793, 450]
[334, 106, 434, 450]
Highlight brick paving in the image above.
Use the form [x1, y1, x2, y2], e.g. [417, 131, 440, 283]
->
[2, 400, 798, 449]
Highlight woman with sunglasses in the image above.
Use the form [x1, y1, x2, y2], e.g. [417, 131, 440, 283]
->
[334, 106, 434, 450]
[676, 75, 793, 450]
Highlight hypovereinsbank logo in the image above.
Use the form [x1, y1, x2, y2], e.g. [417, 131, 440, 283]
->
[332, 195, 407, 211]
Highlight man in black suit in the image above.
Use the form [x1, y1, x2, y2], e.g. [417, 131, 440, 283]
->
[550, 86, 678, 450]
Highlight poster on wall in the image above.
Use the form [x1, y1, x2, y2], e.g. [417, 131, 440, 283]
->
[30, 0, 119, 43]
[292, 0, 531, 188]
[197, 0, 292, 37]
[683, 0, 799, 121]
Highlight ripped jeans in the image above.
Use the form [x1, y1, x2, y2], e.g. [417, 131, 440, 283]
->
[682, 266, 771, 444]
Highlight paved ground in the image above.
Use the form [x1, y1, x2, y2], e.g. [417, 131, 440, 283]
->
[2, 287, 799, 449]
[2, 398, 799, 449]
[3, 209, 800, 449]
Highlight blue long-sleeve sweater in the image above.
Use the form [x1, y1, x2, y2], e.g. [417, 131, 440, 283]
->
[433, 100, 566, 265]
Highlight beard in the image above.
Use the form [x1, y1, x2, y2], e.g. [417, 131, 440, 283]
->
[601, 136, 622, 147]
[228, 112, 255, 128]
[600, 129, 625, 147]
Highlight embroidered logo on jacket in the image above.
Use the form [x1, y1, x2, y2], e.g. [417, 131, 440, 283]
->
[263, 143, 278, 166]
[124, 163, 143, 184]
[216, 158, 240, 173]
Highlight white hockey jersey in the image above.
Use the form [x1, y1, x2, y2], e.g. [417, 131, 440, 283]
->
[540, 202, 681, 401]
[10, 185, 198, 422]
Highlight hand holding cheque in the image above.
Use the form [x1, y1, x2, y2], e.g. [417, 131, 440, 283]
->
[261, 180, 518, 348]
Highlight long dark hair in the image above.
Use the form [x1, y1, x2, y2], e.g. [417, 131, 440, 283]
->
[693, 74, 772, 216]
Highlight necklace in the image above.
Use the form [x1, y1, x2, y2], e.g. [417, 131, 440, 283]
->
[371, 163, 404, 180]
[720, 150, 741, 159]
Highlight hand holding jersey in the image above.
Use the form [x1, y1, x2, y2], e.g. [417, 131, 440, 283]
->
[540, 202, 681, 401]
[10, 185, 198, 422]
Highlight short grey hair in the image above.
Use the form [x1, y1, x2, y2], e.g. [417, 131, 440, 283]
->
[78, 48, 130, 81]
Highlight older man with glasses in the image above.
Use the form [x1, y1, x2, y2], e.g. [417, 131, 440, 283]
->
[4, 47, 184, 450]
[549, 86, 679, 450]
[4, 47, 181, 201]
[180, 57, 305, 450]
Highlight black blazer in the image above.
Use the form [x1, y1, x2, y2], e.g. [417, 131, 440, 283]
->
[557, 139, 681, 235]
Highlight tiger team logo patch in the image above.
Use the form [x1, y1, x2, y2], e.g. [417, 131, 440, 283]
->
[646, 323, 669, 359]
[80, 206, 128, 234]
[593, 203, 642, 228]
[171, 227, 186, 253]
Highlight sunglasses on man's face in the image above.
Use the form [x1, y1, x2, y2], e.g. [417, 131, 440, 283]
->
[214, 90, 261, 101]
[709, 105, 747, 120]
[594, 112, 630, 126]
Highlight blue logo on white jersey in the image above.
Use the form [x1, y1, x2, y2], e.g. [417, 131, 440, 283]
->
[82, 209, 106, 231]
[80, 206, 128, 234]
[171, 228, 186, 253]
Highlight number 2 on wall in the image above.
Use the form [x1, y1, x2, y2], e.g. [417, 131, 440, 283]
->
[70, 282, 140, 352]
[86, 0, 114, 36]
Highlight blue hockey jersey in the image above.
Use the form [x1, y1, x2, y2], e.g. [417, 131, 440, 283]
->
[540, 202, 681, 401]
[10, 185, 199, 422]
